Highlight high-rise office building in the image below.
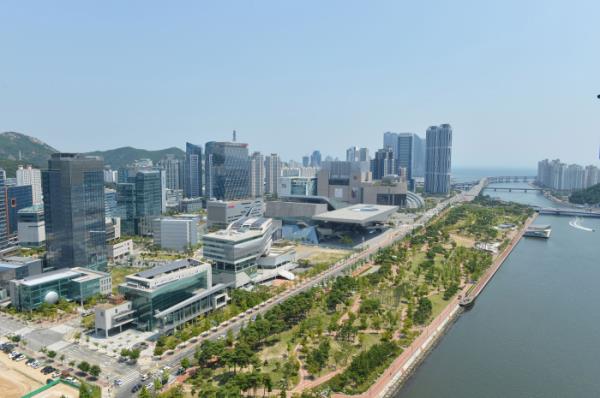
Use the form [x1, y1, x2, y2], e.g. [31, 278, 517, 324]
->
[346, 146, 358, 162]
[7, 185, 33, 236]
[0, 169, 8, 251]
[135, 170, 163, 235]
[371, 148, 397, 180]
[205, 141, 250, 200]
[104, 188, 118, 218]
[42, 153, 107, 271]
[425, 124, 453, 194]
[358, 148, 370, 162]
[249, 152, 265, 198]
[302, 156, 310, 167]
[265, 153, 281, 195]
[383, 132, 399, 158]
[412, 135, 426, 178]
[184, 143, 202, 198]
[161, 154, 184, 191]
[16, 165, 42, 205]
[397, 133, 414, 188]
[310, 150, 322, 168]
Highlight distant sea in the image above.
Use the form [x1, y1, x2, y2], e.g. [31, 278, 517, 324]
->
[451, 167, 536, 183]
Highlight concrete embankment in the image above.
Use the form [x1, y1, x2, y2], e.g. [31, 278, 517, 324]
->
[373, 215, 538, 398]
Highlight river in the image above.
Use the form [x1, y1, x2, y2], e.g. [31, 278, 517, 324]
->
[394, 182, 600, 398]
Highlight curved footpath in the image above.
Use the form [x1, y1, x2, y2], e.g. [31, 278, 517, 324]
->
[332, 214, 538, 398]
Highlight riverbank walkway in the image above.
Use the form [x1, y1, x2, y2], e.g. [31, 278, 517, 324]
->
[331, 214, 537, 398]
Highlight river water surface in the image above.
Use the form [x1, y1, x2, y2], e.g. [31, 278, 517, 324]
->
[395, 183, 600, 398]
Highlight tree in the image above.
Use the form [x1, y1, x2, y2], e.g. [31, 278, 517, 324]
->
[89, 364, 101, 377]
[138, 386, 152, 398]
[47, 350, 57, 359]
[181, 357, 191, 369]
[78, 361, 91, 373]
[78, 382, 96, 398]
[412, 297, 432, 325]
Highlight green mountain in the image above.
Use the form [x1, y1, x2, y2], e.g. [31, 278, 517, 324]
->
[0, 131, 185, 175]
[569, 183, 600, 205]
[84, 146, 185, 169]
[0, 131, 58, 168]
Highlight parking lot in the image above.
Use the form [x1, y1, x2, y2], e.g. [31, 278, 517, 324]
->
[0, 344, 46, 398]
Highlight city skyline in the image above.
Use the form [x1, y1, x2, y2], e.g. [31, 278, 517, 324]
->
[0, 1, 598, 167]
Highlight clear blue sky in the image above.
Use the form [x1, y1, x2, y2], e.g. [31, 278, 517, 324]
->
[1, 0, 599, 168]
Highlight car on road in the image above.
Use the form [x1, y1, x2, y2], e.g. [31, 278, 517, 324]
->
[140, 373, 149, 381]
[131, 384, 142, 393]
[15, 354, 26, 361]
[145, 382, 154, 390]
[114, 379, 124, 386]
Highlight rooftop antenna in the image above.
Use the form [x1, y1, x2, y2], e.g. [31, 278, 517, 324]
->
[233, 130, 237, 142]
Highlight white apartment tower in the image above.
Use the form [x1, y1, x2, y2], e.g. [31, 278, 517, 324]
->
[265, 153, 281, 195]
[16, 165, 42, 205]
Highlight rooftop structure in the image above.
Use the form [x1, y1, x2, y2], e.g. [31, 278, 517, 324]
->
[312, 204, 398, 226]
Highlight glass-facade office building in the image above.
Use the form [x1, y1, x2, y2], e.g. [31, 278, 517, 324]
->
[116, 171, 162, 236]
[10, 267, 111, 311]
[7, 185, 33, 235]
[205, 141, 250, 200]
[42, 154, 107, 271]
[184, 143, 203, 198]
[118, 260, 225, 332]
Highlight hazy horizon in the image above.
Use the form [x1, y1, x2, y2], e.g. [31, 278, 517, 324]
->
[1, 1, 599, 168]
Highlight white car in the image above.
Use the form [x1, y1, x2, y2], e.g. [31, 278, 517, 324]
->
[114, 379, 124, 386]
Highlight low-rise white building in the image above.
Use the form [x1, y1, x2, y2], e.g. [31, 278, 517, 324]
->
[153, 217, 199, 251]
[108, 239, 133, 260]
[17, 205, 45, 247]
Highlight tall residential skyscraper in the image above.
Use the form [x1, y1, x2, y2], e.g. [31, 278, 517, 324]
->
[265, 153, 281, 195]
[249, 151, 265, 198]
[42, 153, 107, 271]
[371, 148, 397, 180]
[16, 165, 43, 205]
[161, 154, 183, 190]
[0, 169, 8, 251]
[310, 150, 322, 168]
[425, 124, 453, 194]
[205, 141, 250, 200]
[184, 143, 202, 198]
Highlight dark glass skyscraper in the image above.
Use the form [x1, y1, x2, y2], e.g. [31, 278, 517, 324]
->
[184, 143, 202, 198]
[7, 185, 33, 235]
[425, 124, 453, 194]
[116, 170, 162, 235]
[371, 148, 397, 179]
[205, 141, 250, 200]
[42, 153, 107, 271]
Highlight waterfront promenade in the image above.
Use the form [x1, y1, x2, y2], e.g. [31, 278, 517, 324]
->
[332, 213, 537, 398]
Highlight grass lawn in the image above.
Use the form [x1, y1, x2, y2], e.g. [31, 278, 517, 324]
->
[109, 266, 144, 293]
[429, 292, 450, 319]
